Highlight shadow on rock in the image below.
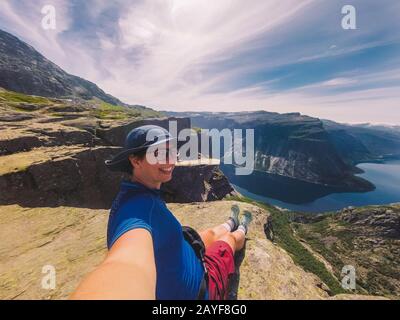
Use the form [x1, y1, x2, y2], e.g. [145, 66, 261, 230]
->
[228, 240, 247, 300]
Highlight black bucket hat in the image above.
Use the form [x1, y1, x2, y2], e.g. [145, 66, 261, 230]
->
[105, 125, 175, 173]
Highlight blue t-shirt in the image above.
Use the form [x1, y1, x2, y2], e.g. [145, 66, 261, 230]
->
[107, 180, 206, 300]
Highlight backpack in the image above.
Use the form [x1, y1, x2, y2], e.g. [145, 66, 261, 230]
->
[182, 226, 209, 300]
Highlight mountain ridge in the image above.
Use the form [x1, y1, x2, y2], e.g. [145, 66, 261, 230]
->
[0, 29, 148, 111]
[165, 110, 379, 191]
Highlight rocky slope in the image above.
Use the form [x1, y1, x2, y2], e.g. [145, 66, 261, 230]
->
[166, 111, 375, 191]
[323, 120, 400, 165]
[0, 201, 330, 300]
[1, 29, 128, 107]
[292, 204, 400, 298]
[0, 201, 389, 300]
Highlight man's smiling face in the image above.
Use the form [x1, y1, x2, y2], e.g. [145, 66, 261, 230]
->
[130, 143, 177, 188]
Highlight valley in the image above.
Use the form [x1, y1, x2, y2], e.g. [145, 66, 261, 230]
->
[224, 160, 400, 212]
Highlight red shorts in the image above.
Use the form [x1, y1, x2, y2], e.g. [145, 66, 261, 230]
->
[204, 240, 235, 300]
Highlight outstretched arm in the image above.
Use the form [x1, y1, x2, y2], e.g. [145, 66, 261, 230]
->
[70, 229, 156, 300]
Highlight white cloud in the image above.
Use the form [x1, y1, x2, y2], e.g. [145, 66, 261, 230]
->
[321, 78, 357, 86]
[0, 0, 399, 124]
[102, 0, 314, 102]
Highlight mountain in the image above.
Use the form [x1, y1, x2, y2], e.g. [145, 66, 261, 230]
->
[0, 29, 162, 128]
[166, 111, 375, 191]
[323, 120, 400, 165]
[0, 29, 126, 106]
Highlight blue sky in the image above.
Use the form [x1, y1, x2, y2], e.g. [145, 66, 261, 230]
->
[0, 0, 399, 124]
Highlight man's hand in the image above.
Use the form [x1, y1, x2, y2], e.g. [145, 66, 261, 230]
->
[70, 229, 156, 300]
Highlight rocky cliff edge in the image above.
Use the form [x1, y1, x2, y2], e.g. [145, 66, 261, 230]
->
[0, 201, 387, 300]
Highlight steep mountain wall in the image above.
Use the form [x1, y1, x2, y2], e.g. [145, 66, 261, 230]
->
[169, 111, 374, 191]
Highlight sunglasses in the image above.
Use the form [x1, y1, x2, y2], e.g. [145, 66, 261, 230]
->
[151, 148, 180, 161]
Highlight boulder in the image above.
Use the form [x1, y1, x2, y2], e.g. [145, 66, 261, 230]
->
[162, 165, 235, 202]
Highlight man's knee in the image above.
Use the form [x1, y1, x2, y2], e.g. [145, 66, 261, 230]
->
[229, 232, 237, 241]
[200, 229, 215, 245]
[206, 229, 216, 238]
[220, 233, 236, 245]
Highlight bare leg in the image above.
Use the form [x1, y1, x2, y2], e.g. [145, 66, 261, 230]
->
[199, 224, 230, 249]
[217, 230, 246, 253]
[199, 205, 241, 248]
[199, 225, 246, 253]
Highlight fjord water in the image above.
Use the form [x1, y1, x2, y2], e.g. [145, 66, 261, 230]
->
[222, 160, 400, 213]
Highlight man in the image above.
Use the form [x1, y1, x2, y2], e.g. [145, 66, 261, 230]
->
[71, 125, 252, 300]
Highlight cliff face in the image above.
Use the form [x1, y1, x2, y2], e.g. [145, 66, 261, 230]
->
[162, 165, 235, 203]
[166, 111, 375, 191]
[323, 120, 400, 164]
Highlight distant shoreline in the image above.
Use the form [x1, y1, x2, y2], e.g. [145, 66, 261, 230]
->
[228, 160, 400, 213]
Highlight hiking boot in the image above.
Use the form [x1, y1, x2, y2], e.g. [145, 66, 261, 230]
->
[238, 210, 253, 235]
